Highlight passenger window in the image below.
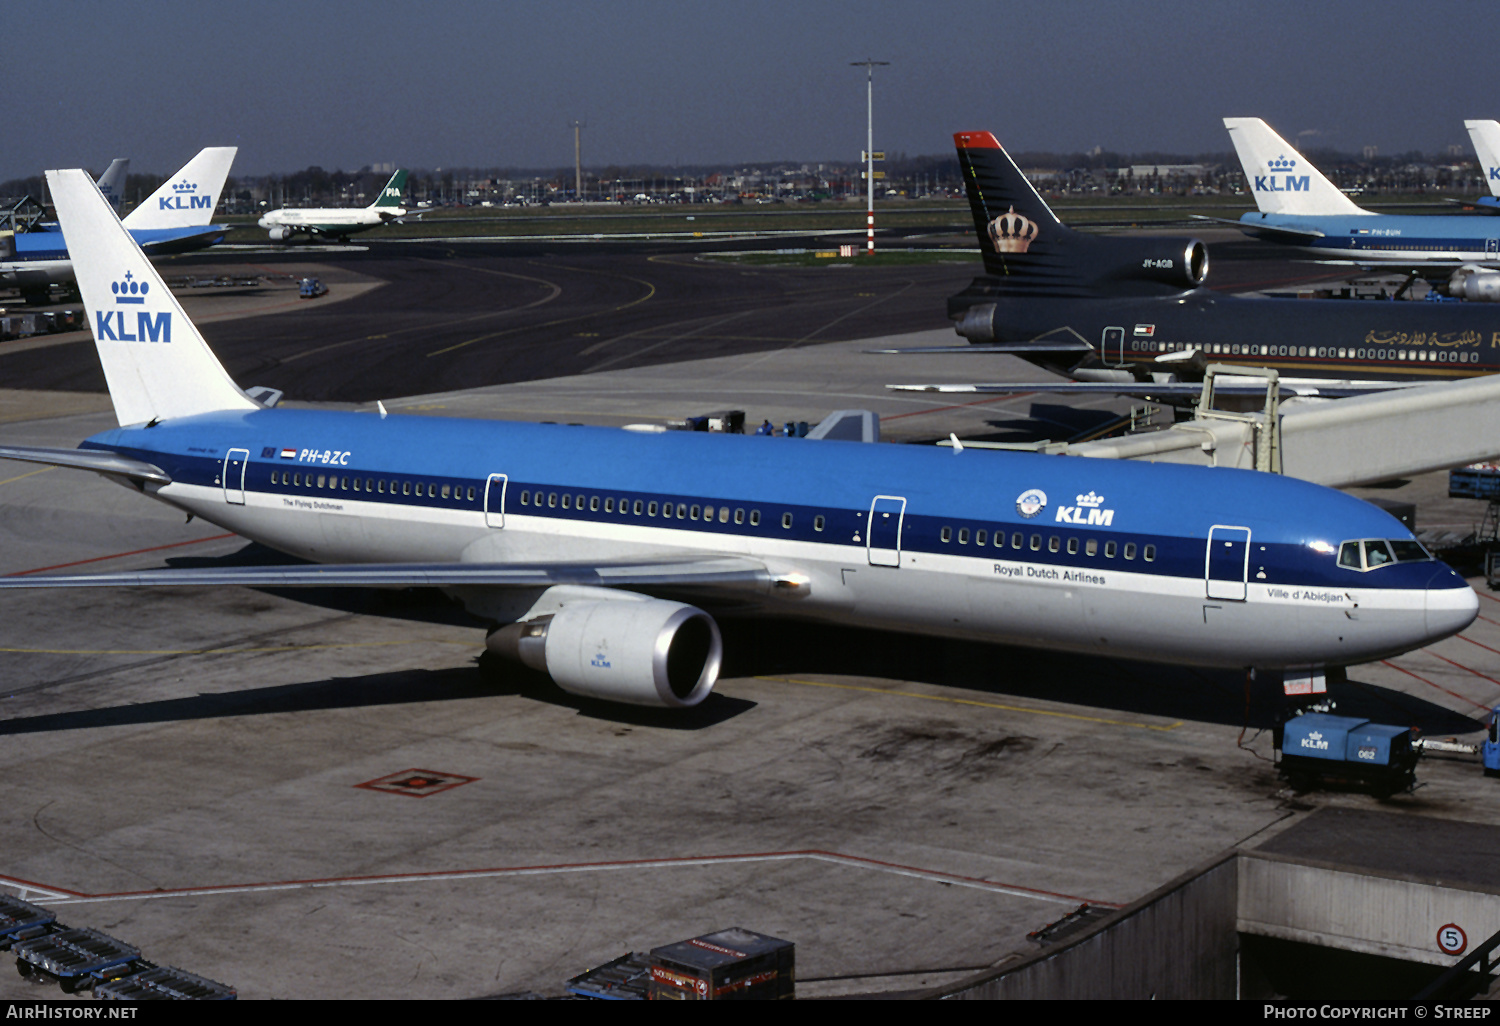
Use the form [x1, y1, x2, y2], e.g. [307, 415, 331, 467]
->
[441, 484, 451, 499]
[814, 515, 825, 532]
[1012, 532, 1022, 549]
[1048, 536, 1060, 553]
[690, 505, 700, 520]
[1338, 541, 1361, 569]
[677, 503, 687, 519]
[663, 503, 674, 519]
[604, 498, 614, 513]
[520, 491, 529, 505]
[402, 481, 411, 496]
[428, 483, 436, 498]
[1104, 541, 1116, 558]
[1066, 538, 1078, 555]
[1086, 539, 1097, 556]
[632, 500, 642, 515]
[1144, 545, 1156, 562]
[1124, 543, 1136, 560]
[976, 529, 987, 547]
[719, 508, 729, 524]
[648, 501, 659, 516]
[735, 508, 745, 524]
[317, 474, 326, 488]
[466, 486, 474, 501]
[703, 505, 714, 520]
[751, 510, 761, 526]
[561, 494, 571, 509]
[589, 496, 599, 512]
[941, 526, 953, 543]
[377, 479, 385, 494]
[352, 477, 360, 492]
[1030, 534, 1041, 551]
[782, 512, 793, 529]
[958, 528, 970, 545]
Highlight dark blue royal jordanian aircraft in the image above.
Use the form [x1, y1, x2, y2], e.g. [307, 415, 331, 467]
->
[885, 131, 1500, 401]
[0, 169, 1477, 711]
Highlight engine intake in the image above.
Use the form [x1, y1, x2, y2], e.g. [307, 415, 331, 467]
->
[487, 597, 722, 708]
[1107, 238, 1209, 290]
[267, 226, 297, 242]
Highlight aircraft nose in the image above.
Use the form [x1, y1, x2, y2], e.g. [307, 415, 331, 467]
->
[1426, 569, 1479, 641]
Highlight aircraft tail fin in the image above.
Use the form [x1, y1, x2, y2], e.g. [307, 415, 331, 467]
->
[94, 159, 129, 212]
[1223, 118, 1365, 216]
[1466, 120, 1500, 198]
[46, 169, 257, 427]
[121, 146, 236, 231]
[370, 169, 409, 208]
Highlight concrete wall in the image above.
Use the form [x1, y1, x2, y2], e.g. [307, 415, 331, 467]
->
[1239, 852, 1500, 967]
[937, 852, 1239, 1000]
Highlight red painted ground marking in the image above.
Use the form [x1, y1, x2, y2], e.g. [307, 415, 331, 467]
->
[0, 850, 1117, 909]
[1479, 591, 1500, 605]
[1476, 614, 1500, 628]
[1423, 650, 1500, 692]
[881, 393, 1033, 423]
[354, 768, 478, 797]
[1381, 660, 1494, 714]
[6, 533, 236, 577]
[1459, 633, 1500, 657]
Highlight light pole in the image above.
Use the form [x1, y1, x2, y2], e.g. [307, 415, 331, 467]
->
[850, 59, 888, 255]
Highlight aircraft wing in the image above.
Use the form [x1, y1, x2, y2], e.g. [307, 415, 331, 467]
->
[1191, 214, 1327, 241]
[0, 445, 171, 485]
[0, 555, 776, 592]
[886, 380, 1425, 400]
[867, 341, 1094, 355]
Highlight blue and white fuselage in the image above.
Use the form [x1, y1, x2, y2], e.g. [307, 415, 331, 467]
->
[0, 166, 1476, 712]
[74, 408, 1476, 672]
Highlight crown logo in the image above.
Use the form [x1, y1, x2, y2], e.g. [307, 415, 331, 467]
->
[1267, 156, 1297, 170]
[988, 206, 1039, 254]
[111, 270, 148, 304]
[1075, 491, 1104, 508]
[172, 179, 197, 193]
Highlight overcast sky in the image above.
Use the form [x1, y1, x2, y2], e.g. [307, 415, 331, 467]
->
[8, 0, 1499, 180]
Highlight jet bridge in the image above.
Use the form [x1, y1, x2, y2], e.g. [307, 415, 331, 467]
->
[1053, 366, 1500, 488]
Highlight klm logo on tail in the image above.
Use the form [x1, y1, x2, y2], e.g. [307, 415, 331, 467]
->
[1253, 156, 1310, 194]
[1489, 167, 1500, 182]
[96, 272, 171, 343]
[158, 179, 213, 212]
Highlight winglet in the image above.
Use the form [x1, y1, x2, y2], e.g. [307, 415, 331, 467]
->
[47, 168, 257, 427]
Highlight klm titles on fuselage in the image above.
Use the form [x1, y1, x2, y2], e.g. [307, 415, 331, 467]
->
[158, 181, 211, 211]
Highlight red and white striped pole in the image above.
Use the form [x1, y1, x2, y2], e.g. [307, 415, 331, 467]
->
[851, 59, 888, 256]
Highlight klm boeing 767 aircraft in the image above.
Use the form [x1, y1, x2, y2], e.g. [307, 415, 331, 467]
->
[0, 169, 1478, 710]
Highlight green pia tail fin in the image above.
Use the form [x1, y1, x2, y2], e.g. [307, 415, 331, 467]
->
[372, 169, 408, 207]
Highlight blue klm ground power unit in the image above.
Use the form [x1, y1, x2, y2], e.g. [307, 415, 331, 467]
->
[1279, 712, 1418, 796]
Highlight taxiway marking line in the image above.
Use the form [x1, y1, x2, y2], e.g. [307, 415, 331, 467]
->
[1421, 649, 1500, 692]
[0, 466, 55, 487]
[1458, 632, 1500, 657]
[5, 533, 237, 577]
[1, 850, 1111, 909]
[1381, 659, 1494, 714]
[758, 676, 1181, 731]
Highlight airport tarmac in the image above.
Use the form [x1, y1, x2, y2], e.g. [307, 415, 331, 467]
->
[2, 251, 1499, 1000]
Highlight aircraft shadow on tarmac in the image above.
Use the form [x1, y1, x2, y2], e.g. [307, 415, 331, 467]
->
[1, 544, 1443, 739]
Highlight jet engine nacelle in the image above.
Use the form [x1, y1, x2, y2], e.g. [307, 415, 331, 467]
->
[266, 226, 298, 242]
[1104, 237, 1210, 291]
[1447, 265, 1500, 302]
[486, 597, 722, 708]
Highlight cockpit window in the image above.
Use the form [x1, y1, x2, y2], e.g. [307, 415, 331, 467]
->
[1337, 538, 1433, 571]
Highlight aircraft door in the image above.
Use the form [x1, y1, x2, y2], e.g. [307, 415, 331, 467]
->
[1205, 525, 1251, 601]
[1102, 326, 1126, 367]
[222, 448, 249, 505]
[1488, 238, 1498, 258]
[484, 473, 507, 528]
[867, 495, 906, 567]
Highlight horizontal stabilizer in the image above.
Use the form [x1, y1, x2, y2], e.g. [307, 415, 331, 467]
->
[0, 555, 772, 591]
[1192, 214, 1326, 240]
[0, 445, 170, 484]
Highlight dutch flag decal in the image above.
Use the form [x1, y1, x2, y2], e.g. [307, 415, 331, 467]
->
[280, 447, 297, 459]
